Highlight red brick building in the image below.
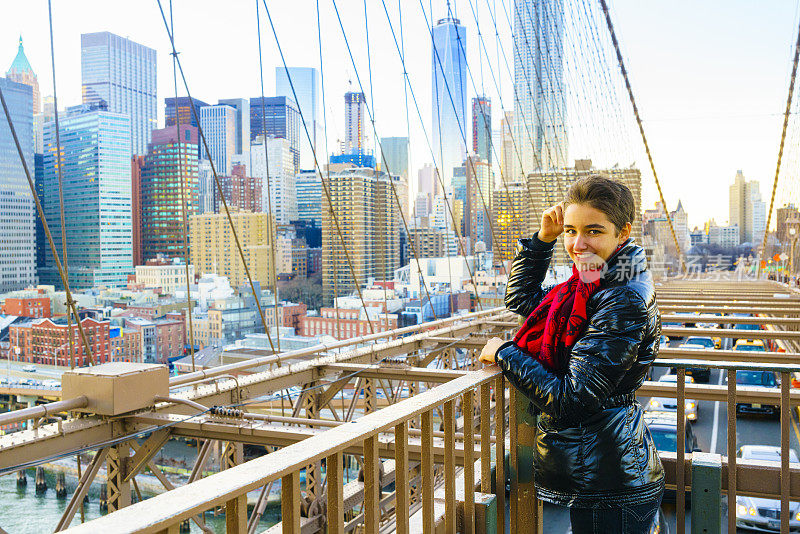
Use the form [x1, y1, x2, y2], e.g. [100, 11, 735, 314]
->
[279, 302, 307, 330]
[131, 155, 145, 267]
[7, 317, 111, 367]
[218, 164, 261, 213]
[1, 297, 51, 318]
[155, 317, 185, 363]
[299, 307, 397, 340]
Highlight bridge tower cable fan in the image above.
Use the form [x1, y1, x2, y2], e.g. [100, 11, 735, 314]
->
[760, 14, 800, 274]
[376, 0, 488, 310]
[598, 0, 685, 274]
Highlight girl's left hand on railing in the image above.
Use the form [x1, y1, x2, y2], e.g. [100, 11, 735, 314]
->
[479, 337, 506, 365]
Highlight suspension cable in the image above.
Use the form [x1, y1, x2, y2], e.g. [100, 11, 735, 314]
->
[314, 0, 343, 340]
[254, 0, 283, 350]
[0, 87, 96, 366]
[168, 0, 196, 372]
[153, 0, 281, 358]
[598, 0, 685, 273]
[260, 0, 378, 336]
[47, 0, 81, 369]
[377, 0, 485, 310]
[761, 13, 800, 269]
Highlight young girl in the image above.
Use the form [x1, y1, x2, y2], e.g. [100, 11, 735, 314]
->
[479, 175, 664, 533]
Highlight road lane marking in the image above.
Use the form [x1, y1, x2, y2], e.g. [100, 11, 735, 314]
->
[709, 368, 725, 454]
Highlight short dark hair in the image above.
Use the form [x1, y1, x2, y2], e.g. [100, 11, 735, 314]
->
[564, 175, 636, 235]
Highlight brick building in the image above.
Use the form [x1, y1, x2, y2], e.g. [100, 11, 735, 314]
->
[7, 317, 111, 367]
[298, 307, 397, 340]
[1, 297, 51, 318]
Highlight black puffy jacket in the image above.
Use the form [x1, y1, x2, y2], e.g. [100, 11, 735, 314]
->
[497, 234, 664, 508]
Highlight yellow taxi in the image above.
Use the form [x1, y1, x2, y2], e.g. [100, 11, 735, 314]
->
[733, 339, 766, 352]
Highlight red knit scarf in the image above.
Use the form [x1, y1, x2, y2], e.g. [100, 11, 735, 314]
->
[513, 262, 606, 371]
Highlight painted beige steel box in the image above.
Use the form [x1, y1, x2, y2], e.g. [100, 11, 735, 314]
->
[61, 362, 169, 415]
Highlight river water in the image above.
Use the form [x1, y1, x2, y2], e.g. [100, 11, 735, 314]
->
[0, 467, 281, 533]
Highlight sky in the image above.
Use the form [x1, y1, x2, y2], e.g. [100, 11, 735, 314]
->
[3, 0, 800, 229]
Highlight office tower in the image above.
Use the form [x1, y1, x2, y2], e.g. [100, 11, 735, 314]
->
[251, 136, 296, 224]
[526, 160, 642, 265]
[322, 168, 399, 303]
[344, 91, 367, 155]
[217, 164, 261, 213]
[466, 157, 494, 249]
[493, 182, 530, 263]
[165, 96, 207, 128]
[200, 104, 236, 176]
[35, 153, 46, 271]
[81, 32, 156, 155]
[0, 78, 35, 291]
[729, 170, 766, 245]
[249, 96, 300, 174]
[296, 170, 324, 227]
[140, 125, 200, 263]
[7, 37, 40, 114]
[380, 137, 409, 180]
[41, 104, 133, 289]
[218, 98, 250, 161]
[513, 0, 566, 172]
[198, 159, 214, 214]
[500, 111, 516, 179]
[472, 97, 491, 165]
[276, 67, 321, 170]
[131, 155, 145, 266]
[7, 37, 42, 155]
[432, 15, 467, 187]
[189, 211, 273, 289]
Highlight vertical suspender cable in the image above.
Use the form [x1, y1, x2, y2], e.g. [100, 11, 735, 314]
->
[314, 0, 344, 340]
[255, 0, 282, 351]
[153, 0, 281, 360]
[260, 0, 378, 335]
[47, 0, 78, 369]
[168, 0, 197, 372]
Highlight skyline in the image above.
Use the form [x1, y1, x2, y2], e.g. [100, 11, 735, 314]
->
[3, 1, 800, 229]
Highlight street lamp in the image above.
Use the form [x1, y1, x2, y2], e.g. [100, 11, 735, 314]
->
[787, 217, 800, 279]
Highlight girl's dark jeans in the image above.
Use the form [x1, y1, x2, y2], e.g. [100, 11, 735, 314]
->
[568, 497, 662, 534]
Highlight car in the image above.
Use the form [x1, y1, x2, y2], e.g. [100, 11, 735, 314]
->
[684, 336, 716, 350]
[644, 411, 701, 505]
[734, 370, 780, 417]
[646, 374, 699, 421]
[668, 344, 711, 382]
[735, 446, 800, 532]
[734, 339, 767, 352]
[21, 364, 36, 373]
[643, 411, 701, 454]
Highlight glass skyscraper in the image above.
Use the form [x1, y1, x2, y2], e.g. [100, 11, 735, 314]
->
[513, 0, 566, 173]
[165, 96, 207, 128]
[380, 137, 409, 180]
[140, 125, 199, 262]
[250, 96, 301, 175]
[276, 67, 320, 170]
[432, 16, 467, 188]
[472, 97, 491, 166]
[81, 32, 157, 155]
[0, 77, 35, 291]
[41, 104, 132, 289]
[199, 104, 236, 176]
[295, 169, 323, 226]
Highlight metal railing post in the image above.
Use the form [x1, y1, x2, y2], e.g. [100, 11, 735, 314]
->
[690, 452, 722, 534]
[509, 386, 539, 533]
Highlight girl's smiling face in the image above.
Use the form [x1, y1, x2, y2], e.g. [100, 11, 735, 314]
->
[563, 202, 631, 274]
